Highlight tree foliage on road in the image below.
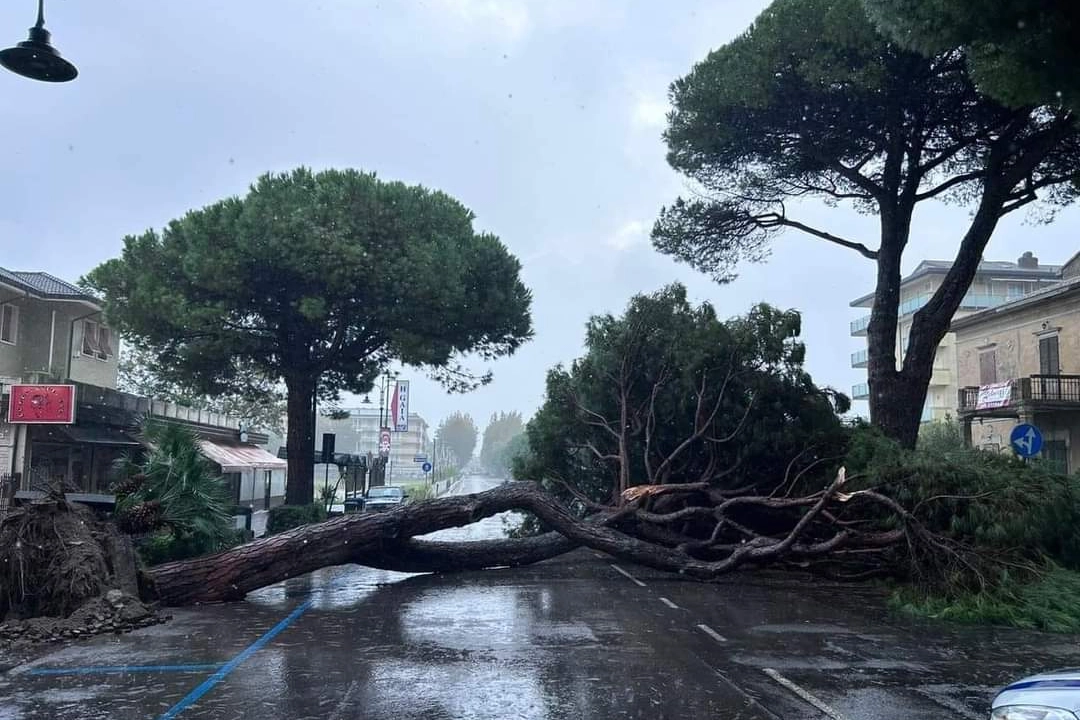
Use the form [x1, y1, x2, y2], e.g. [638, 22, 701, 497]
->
[436, 412, 480, 468]
[515, 284, 850, 505]
[118, 343, 287, 436]
[86, 168, 533, 505]
[652, 0, 1080, 448]
[479, 411, 525, 476]
[863, 0, 1080, 113]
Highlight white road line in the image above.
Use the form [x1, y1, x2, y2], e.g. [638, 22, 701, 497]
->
[696, 624, 727, 643]
[912, 687, 983, 720]
[762, 668, 849, 720]
[609, 564, 646, 587]
[328, 679, 362, 720]
[659, 597, 679, 610]
[592, 552, 606, 559]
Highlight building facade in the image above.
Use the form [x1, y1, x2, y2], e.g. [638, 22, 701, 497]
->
[849, 252, 1061, 422]
[0, 266, 284, 508]
[952, 253, 1080, 473]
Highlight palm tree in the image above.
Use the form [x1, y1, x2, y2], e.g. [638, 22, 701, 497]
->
[112, 419, 233, 556]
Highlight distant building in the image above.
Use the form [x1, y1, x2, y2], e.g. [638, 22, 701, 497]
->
[315, 403, 443, 484]
[849, 252, 1061, 422]
[953, 252, 1080, 473]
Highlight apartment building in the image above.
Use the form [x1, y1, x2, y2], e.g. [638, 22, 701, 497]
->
[953, 252, 1080, 472]
[849, 252, 1061, 422]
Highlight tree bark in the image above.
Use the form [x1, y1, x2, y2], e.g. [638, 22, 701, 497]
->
[143, 484, 580, 605]
[143, 477, 909, 607]
[284, 374, 316, 506]
[867, 201, 925, 448]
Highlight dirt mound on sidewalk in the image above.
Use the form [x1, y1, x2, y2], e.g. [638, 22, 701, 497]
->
[0, 497, 166, 649]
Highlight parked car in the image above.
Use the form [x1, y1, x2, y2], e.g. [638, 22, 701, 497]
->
[362, 486, 408, 512]
[991, 669, 1080, 719]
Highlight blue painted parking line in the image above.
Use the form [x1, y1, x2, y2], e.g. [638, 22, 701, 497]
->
[28, 664, 222, 676]
[157, 599, 314, 720]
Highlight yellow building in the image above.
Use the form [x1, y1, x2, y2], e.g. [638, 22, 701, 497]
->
[953, 252, 1080, 473]
[849, 252, 1060, 422]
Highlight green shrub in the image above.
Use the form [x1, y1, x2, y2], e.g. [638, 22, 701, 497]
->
[846, 421, 1080, 630]
[135, 528, 246, 566]
[401, 483, 435, 502]
[846, 422, 1080, 569]
[891, 565, 1080, 633]
[265, 504, 327, 535]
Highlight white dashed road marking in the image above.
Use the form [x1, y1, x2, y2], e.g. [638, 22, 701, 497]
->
[763, 668, 849, 720]
[609, 564, 647, 587]
[659, 597, 679, 610]
[696, 624, 727, 643]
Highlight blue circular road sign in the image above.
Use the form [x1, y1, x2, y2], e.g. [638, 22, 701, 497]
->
[422, 462, 433, 473]
[1010, 423, 1043, 458]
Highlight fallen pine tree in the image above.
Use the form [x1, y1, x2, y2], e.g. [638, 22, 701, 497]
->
[141, 467, 1003, 607]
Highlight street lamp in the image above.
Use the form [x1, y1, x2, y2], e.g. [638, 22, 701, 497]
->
[0, 0, 77, 83]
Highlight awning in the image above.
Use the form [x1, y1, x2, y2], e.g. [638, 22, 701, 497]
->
[58, 426, 141, 446]
[199, 440, 287, 472]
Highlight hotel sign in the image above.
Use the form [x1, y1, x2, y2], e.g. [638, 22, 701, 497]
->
[7, 384, 77, 424]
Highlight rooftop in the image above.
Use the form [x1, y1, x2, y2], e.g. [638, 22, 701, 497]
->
[849, 252, 1062, 308]
[0, 266, 101, 307]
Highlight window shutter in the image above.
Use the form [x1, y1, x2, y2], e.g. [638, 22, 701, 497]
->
[1039, 336, 1060, 375]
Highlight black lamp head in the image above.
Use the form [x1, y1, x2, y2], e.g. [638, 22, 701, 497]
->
[0, 0, 77, 83]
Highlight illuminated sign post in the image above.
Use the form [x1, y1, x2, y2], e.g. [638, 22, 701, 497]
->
[6, 384, 76, 424]
[391, 380, 409, 432]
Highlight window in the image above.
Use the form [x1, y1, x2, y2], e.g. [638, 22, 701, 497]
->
[81, 320, 100, 355]
[80, 320, 113, 361]
[979, 349, 997, 385]
[97, 326, 113, 360]
[0, 304, 16, 344]
[1006, 282, 1027, 299]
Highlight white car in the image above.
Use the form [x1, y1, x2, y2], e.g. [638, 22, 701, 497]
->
[992, 670, 1080, 719]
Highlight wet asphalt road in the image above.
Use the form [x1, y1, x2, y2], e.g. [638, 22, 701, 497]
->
[3, 474, 1080, 719]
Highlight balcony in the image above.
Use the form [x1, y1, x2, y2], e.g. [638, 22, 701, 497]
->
[959, 293, 1010, 310]
[852, 382, 869, 400]
[958, 375, 1080, 417]
[850, 349, 868, 368]
[850, 315, 870, 336]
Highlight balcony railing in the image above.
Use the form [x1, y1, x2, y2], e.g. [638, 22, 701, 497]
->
[850, 349, 868, 368]
[852, 382, 869, 400]
[850, 315, 870, 336]
[958, 375, 1080, 414]
[853, 291, 1016, 338]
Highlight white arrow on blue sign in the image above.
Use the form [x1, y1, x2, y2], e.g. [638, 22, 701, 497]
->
[1010, 423, 1043, 458]
[422, 462, 433, 473]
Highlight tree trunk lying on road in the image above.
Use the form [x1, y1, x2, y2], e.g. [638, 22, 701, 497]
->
[143, 473, 977, 607]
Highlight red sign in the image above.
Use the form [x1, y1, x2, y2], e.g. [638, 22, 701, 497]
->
[378, 427, 392, 458]
[6, 384, 76, 424]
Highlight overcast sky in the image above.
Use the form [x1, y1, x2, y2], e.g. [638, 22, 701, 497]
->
[3, 0, 1078, 433]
